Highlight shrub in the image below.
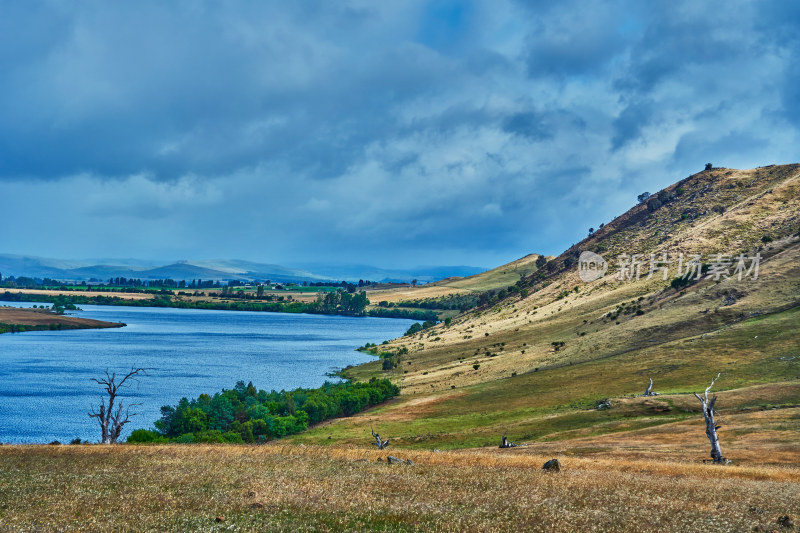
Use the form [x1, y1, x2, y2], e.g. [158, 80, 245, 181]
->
[405, 323, 423, 336]
[646, 197, 662, 212]
[670, 276, 692, 290]
[222, 431, 244, 444]
[127, 429, 169, 444]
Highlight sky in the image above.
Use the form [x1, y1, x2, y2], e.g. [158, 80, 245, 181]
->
[1, 1, 798, 269]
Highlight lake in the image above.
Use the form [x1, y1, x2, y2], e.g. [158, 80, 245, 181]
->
[0, 303, 414, 444]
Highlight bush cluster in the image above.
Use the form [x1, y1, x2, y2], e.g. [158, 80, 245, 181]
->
[128, 378, 399, 444]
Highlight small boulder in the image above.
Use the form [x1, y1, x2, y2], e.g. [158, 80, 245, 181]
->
[542, 459, 561, 472]
[387, 455, 404, 464]
[405, 458, 414, 465]
[777, 515, 794, 528]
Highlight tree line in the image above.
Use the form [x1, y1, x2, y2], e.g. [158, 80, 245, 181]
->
[0, 290, 371, 317]
[128, 378, 399, 444]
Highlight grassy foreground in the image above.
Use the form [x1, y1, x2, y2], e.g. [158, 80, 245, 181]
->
[1, 444, 798, 532]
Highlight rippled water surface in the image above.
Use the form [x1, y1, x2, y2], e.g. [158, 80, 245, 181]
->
[0, 303, 413, 443]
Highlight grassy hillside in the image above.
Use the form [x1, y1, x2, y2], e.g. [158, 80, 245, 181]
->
[306, 165, 800, 464]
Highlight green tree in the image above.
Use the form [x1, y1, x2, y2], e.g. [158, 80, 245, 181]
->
[207, 395, 235, 431]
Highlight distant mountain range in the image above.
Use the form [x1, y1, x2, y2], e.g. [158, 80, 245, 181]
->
[0, 254, 486, 284]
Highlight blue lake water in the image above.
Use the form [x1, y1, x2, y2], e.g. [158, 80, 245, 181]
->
[0, 303, 413, 444]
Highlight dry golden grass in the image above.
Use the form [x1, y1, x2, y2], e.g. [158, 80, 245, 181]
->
[1, 444, 798, 532]
[366, 284, 473, 304]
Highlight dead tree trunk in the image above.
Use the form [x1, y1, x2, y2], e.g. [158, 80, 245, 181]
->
[499, 435, 517, 448]
[371, 427, 389, 450]
[642, 377, 658, 396]
[694, 373, 727, 464]
[89, 368, 146, 444]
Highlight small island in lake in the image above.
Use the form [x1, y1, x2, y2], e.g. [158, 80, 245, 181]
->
[0, 307, 125, 334]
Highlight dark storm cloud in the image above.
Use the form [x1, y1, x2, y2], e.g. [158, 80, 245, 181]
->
[1, 0, 798, 268]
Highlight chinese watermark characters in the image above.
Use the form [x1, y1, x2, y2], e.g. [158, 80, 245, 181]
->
[578, 252, 760, 282]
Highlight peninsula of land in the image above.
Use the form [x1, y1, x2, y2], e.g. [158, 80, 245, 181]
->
[0, 306, 125, 334]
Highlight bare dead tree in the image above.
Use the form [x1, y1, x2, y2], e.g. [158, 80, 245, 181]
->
[694, 373, 728, 464]
[642, 377, 658, 396]
[89, 368, 146, 444]
[371, 426, 389, 450]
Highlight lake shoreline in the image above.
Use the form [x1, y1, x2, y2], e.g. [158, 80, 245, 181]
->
[0, 289, 436, 321]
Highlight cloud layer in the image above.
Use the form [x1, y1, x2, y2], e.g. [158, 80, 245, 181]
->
[1, 0, 798, 267]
